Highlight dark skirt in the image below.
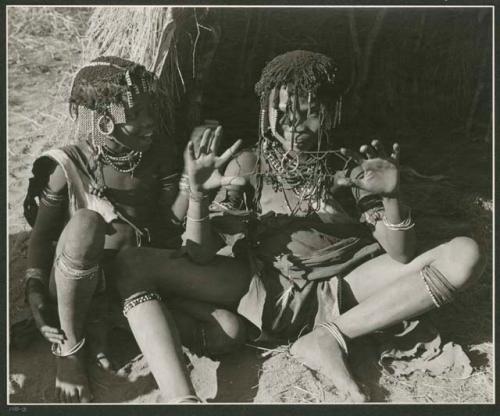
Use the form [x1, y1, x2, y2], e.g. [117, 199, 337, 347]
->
[212, 212, 383, 343]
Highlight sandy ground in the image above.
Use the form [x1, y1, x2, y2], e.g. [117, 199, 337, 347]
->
[7, 8, 494, 404]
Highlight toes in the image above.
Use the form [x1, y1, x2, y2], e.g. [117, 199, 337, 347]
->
[55, 387, 62, 403]
[79, 387, 93, 403]
[69, 390, 79, 403]
[60, 390, 69, 403]
[346, 390, 368, 403]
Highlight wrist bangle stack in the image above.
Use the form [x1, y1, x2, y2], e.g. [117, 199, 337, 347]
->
[189, 191, 209, 202]
[179, 174, 190, 194]
[382, 208, 415, 231]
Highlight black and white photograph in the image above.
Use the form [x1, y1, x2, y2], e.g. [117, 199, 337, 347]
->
[5, 3, 494, 408]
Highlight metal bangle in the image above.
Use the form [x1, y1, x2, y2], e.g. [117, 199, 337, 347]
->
[186, 214, 210, 223]
[51, 337, 86, 357]
[382, 208, 414, 230]
[315, 322, 349, 355]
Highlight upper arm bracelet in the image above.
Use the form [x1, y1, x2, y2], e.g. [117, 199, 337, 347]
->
[40, 186, 66, 208]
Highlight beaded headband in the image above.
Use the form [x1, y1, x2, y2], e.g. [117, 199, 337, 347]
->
[69, 60, 156, 149]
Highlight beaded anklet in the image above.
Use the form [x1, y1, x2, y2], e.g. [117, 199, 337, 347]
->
[122, 292, 162, 317]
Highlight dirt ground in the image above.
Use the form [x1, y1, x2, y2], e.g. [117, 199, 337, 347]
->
[7, 7, 493, 404]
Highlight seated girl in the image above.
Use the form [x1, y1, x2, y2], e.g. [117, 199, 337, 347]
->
[113, 50, 484, 402]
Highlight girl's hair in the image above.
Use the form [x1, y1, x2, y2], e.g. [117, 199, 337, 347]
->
[69, 56, 157, 113]
[255, 50, 341, 108]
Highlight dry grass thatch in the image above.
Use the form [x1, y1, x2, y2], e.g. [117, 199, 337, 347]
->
[83, 7, 176, 76]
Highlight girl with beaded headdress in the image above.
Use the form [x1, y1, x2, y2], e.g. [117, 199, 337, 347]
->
[112, 50, 484, 402]
[21, 56, 244, 403]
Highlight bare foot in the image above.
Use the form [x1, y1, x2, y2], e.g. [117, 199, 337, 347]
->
[55, 349, 93, 403]
[290, 327, 367, 402]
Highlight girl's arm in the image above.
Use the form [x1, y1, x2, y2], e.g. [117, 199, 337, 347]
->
[338, 141, 416, 264]
[27, 164, 67, 276]
[26, 164, 68, 344]
[183, 126, 244, 264]
[371, 196, 416, 263]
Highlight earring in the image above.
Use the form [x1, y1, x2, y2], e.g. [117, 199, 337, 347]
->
[97, 114, 115, 135]
[69, 103, 79, 122]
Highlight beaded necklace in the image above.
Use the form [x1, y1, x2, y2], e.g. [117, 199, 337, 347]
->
[100, 145, 143, 174]
[262, 140, 325, 214]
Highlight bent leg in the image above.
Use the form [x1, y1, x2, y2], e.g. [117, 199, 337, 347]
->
[169, 298, 247, 356]
[52, 209, 106, 403]
[114, 249, 250, 401]
[337, 236, 484, 338]
[291, 237, 484, 402]
[123, 292, 197, 402]
[115, 248, 251, 306]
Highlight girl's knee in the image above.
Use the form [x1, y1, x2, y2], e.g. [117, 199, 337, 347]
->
[206, 310, 247, 355]
[69, 209, 106, 232]
[62, 209, 106, 262]
[434, 236, 484, 290]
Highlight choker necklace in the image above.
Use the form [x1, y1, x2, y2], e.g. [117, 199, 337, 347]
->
[100, 145, 143, 174]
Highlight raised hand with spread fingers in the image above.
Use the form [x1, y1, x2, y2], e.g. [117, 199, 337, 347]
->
[337, 139, 400, 198]
[184, 125, 245, 194]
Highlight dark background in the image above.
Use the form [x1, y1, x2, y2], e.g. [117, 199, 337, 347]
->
[168, 7, 493, 201]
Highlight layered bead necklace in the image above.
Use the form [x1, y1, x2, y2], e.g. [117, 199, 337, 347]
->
[262, 140, 328, 214]
[100, 145, 143, 174]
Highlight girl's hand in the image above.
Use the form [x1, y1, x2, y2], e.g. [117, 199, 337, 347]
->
[338, 140, 400, 197]
[184, 125, 245, 193]
[27, 280, 66, 345]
